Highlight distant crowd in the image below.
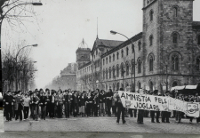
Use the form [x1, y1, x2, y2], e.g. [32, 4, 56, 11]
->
[3, 88, 200, 124]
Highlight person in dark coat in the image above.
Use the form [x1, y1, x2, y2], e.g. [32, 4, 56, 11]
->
[30, 92, 40, 121]
[106, 89, 113, 117]
[99, 90, 106, 116]
[4, 91, 14, 121]
[114, 90, 126, 124]
[80, 92, 87, 117]
[73, 91, 79, 117]
[63, 90, 69, 118]
[86, 92, 93, 117]
[14, 91, 24, 121]
[161, 91, 170, 123]
[39, 91, 47, 120]
[151, 90, 160, 123]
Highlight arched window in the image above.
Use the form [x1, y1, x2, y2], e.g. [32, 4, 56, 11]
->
[173, 7, 178, 18]
[131, 59, 135, 74]
[126, 62, 129, 76]
[172, 81, 178, 87]
[103, 70, 105, 80]
[106, 57, 108, 64]
[138, 82, 141, 89]
[113, 54, 115, 61]
[149, 56, 154, 71]
[116, 64, 119, 77]
[138, 41, 141, 51]
[121, 63, 125, 77]
[126, 47, 129, 56]
[172, 55, 179, 71]
[197, 35, 200, 45]
[113, 66, 115, 78]
[113, 83, 115, 91]
[109, 56, 111, 63]
[150, 9, 153, 21]
[121, 49, 124, 58]
[197, 56, 200, 71]
[149, 81, 153, 92]
[106, 69, 108, 79]
[117, 82, 120, 91]
[172, 32, 178, 44]
[132, 44, 135, 53]
[109, 67, 111, 79]
[149, 35, 153, 46]
[138, 59, 142, 73]
[117, 52, 119, 59]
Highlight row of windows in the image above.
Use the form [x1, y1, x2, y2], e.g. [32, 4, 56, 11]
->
[80, 55, 200, 77]
[102, 59, 143, 80]
[148, 33, 200, 46]
[103, 41, 142, 65]
[149, 6, 178, 22]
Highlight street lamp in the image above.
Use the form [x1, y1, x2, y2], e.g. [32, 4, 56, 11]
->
[110, 30, 136, 92]
[15, 44, 38, 91]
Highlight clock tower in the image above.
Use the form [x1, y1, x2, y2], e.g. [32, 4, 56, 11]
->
[76, 39, 91, 69]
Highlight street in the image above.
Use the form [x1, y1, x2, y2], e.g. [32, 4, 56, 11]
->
[3, 114, 200, 134]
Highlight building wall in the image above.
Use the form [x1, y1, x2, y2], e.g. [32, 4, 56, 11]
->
[76, 0, 200, 92]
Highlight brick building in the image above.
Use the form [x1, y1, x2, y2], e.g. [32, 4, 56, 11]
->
[76, 0, 200, 92]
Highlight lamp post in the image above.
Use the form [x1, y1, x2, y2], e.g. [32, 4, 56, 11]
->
[15, 44, 38, 91]
[110, 30, 136, 92]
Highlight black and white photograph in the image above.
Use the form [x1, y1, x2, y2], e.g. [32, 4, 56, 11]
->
[1, 0, 200, 134]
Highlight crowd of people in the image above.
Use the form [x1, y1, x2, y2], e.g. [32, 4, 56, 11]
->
[3, 88, 200, 124]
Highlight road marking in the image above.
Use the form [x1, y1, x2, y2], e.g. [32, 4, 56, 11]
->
[130, 135, 143, 138]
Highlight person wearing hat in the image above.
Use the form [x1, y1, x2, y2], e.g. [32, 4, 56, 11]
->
[4, 91, 14, 121]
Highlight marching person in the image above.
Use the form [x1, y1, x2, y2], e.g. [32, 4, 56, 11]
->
[39, 91, 47, 120]
[194, 93, 200, 123]
[46, 89, 51, 117]
[30, 92, 40, 121]
[80, 91, 87, 117]
[23, 93, 31, 120]
[4, 91, 14, 121]
[114, 89, 126, 124]
[57, 90, 64, 118]
[106, 89, 113, 117]
[175, 93, 183, 123]
[137, 89, 144, 124]
[63, 90, 69, 118]
[161, 91, 170, 123]
[151, 90, 160, 123]
[73, 91, 79, 117]
[99, 90, 106, 116]
[14, 91, 24, 121]
[49, 90, 55, 118]
[86, 92, 93, 117]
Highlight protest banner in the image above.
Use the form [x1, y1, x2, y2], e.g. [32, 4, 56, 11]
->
[118, 91, 200, 118]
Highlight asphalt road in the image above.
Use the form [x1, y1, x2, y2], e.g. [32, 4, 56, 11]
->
[3, 115, 200, 134]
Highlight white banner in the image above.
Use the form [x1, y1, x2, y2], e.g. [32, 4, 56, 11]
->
[118, 91, 200, 118]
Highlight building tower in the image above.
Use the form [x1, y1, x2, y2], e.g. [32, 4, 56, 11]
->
[76, 39, 91, 69]
[142, 0, 198, 92]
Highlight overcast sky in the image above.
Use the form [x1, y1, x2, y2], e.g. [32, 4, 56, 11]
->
[2, 0, 200, 89]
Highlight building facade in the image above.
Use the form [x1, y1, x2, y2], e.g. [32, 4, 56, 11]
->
[76, 0, 200, 92]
